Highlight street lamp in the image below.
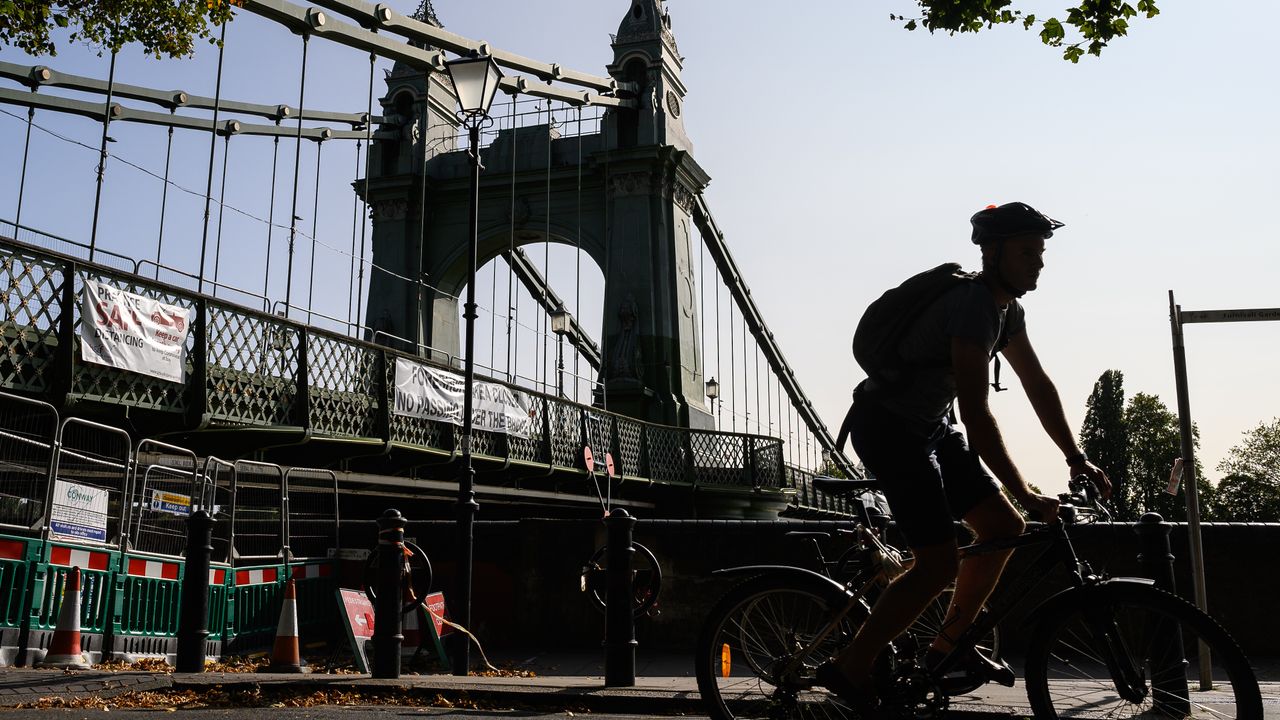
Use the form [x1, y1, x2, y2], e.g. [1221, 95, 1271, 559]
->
[550, 309, 570, 398]
[705, 376, 719, 410]
[444, 50, 503, 678]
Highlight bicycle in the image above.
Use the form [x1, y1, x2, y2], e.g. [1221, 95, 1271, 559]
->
[780, 494, 1001, 696]
[695, 477, 1262, 719]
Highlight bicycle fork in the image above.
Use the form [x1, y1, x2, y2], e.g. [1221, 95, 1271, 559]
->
[1083, 606, 1152, 705]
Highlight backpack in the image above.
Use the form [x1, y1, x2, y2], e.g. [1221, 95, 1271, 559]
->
[852, 263, 1010, 390]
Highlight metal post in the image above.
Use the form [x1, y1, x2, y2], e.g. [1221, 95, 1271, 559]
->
[87, 49, 117, 262]
[176, 510, 214, 672]
[372, 508, 406, 679]
[604, 508, 637, 687]
[1135, 513, 1192, 713]
[1167, 291, 1212, 689]
[453, 123, 482, 676]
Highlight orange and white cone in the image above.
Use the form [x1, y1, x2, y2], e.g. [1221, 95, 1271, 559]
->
[38, 566, 91, 670]
[262, 577, 309, 673]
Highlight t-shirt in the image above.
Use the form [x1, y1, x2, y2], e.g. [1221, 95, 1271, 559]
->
[861, 281, 1025, 430]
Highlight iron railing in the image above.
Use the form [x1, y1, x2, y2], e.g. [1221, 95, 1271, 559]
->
[0, 234, 857, 516]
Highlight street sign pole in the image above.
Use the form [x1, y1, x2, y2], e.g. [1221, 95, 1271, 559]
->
[1168, 292, 1280, 689]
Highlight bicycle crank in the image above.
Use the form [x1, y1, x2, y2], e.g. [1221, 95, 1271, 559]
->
[888, 666, 949, 720]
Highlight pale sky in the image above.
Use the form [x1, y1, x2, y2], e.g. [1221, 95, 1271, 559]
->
[1, 1, 1277, 497]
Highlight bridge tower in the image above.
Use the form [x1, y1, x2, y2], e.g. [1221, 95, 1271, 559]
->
[360, 0, 713, 429]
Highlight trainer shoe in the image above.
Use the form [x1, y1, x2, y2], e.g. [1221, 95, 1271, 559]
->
[815, 661, 883, 719]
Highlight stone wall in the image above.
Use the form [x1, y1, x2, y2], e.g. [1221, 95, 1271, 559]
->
[401, 519, 1279, 658]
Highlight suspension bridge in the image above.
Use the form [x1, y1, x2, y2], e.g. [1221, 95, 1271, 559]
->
[0, 0, 864, 521]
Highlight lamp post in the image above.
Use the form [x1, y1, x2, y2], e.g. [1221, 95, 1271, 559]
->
[551, 309, 570, 398]
[444, 51, 503, 677]
[705, 377, 719, 417]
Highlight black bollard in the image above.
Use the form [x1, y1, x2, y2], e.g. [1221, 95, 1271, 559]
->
[1135, 512, 1190, 714]
[176, 510, 214, 672]
[1136, 512, 1178, 593]
[604, 508, 637, 687]
[371, 509, 406, 679]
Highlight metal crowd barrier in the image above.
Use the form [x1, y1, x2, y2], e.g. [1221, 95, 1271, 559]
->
[0, 391, 347, 666]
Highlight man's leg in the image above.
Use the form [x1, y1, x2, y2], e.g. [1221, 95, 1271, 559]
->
[927, 492, 1024, 655]
[833, 540, 959, 684]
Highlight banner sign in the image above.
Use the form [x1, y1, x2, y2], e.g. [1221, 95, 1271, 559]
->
[50, 479, 109, 543]
[79, 278, 192, 383]
[149, 489, 192, 517]
[393, 358, 534, 438]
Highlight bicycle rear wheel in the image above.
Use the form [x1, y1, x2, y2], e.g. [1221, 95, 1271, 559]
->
[1024, 583, 1261, 719]
[696, 573, 868, 720]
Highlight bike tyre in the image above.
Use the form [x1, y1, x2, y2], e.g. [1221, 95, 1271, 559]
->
[696, 572, 868, 720]
[1024, 582, 1261, 719]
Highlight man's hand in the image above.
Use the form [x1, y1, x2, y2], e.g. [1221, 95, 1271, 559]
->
[1019, 492, 1061, 524]
[1071, 461, 1112, 499]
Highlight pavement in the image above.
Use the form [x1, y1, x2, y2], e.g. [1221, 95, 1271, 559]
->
[0, 653, 1277, 717]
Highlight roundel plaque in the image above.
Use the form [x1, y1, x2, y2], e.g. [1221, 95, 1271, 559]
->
[605, 453, 616, 478]
[582, 445, 594, 472]
[666, 91, 681, 118]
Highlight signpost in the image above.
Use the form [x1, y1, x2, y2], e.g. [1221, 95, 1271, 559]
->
[1168, 292, 1280, 690]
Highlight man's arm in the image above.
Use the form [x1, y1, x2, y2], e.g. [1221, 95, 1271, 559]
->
[1001, 330, 1112, 497]
[952, 335, 1059, 519]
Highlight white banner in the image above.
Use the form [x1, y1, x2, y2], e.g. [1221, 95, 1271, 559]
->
[50, 479, 109, 544]
[79, 278, 192, 383]
[393, 358, 534, 438]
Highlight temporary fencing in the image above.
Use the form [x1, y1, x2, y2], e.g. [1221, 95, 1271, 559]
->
[226, 460, 287, 653]
[0, 393, 57, 665]
[28, 417, 131, 665]
[284, 467, 339, 646]
[114, 440, 198, 662]
[0, 390, 350, 666]
[201, 457, 235, 649]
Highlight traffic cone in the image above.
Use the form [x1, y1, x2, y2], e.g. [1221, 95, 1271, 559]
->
[261, 577, 309, 673]
[38, 566, 91, 670]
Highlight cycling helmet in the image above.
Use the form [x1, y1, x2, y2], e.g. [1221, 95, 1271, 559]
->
[970, 202, 1065, 245]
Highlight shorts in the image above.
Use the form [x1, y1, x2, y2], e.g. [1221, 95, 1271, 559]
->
[846, 394, 1000, 548]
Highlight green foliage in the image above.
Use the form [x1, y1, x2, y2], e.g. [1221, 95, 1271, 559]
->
[1208, 418, 1280, 521]
[0, 0, 237, 58]
[1080, 370, 1132, 518]
[1208, 473, 1280, 522]
[1123, 392, 1206, 521]
[891, 0, 1160, 62]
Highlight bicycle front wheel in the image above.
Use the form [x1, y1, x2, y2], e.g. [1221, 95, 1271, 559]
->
[1024, 582, 1261, 719]
[696, 573, 868, 720]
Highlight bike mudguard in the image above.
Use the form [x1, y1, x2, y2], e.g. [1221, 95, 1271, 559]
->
[1023, 577, 1157, 630]
[712, 565, 852, 596]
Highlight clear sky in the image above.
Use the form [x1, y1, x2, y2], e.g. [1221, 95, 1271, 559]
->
[1, 1, 1277, 497]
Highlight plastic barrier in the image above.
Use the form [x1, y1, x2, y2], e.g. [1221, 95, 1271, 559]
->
[284, 467, 338, 646]
[113, 440, 199, 662]
[225, 461, 286, 653]
[26, 417, 130, 665]
[0, 392, 58, 666]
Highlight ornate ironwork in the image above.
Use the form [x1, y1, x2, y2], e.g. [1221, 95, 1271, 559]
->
[0, 237, 859, 516]
[0, 249, 62, 395]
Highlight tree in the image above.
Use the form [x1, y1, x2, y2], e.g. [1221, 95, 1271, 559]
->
[0, 0, 237, 58]
[1209, 418, 1280, 521]
[1209, 473, 1280, 522]
[1124, 392, 1207, 521]
[1080, 370, 1132, 518]
[892, 0, 1160, 63]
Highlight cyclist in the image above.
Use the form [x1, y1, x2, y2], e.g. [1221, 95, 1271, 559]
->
[819, 202, 1112, 713]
